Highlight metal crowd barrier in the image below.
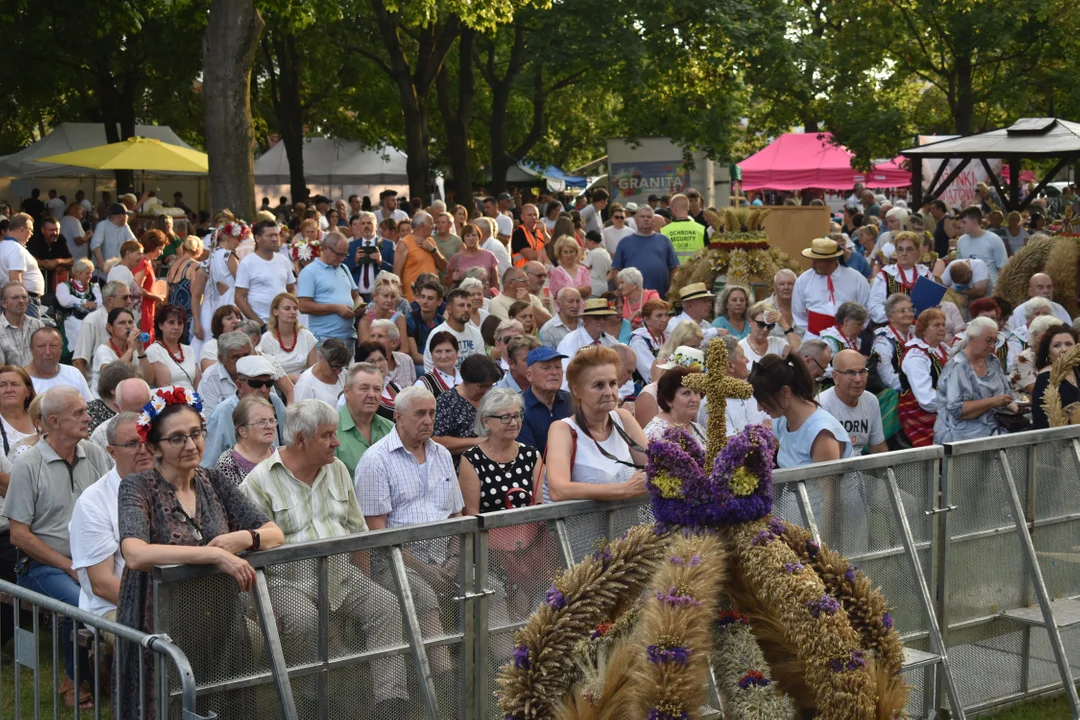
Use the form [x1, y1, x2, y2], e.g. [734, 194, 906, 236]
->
[5, 426, 1079, 718]
[0, 578, 211, 719]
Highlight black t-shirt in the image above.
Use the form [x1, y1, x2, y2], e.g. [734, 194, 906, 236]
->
[933, 218, 950, 258]
[27, 233, 72, 262]
[511, 225, 542, 255]
[20, 198, 45, 224]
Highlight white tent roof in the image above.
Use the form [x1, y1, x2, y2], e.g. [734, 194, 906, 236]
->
[254, 138, 408, 185]
[0, 123, 199, 178]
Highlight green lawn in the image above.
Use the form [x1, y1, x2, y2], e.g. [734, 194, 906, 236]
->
[1, 629, 113, 720]
[989, 693, 1075, 719]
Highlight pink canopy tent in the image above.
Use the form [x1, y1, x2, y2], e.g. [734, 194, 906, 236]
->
[1000, 164, 1037, 184]
[738, 132, 910, 191]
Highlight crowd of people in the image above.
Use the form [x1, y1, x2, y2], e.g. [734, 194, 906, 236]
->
[0, 180, 1074, 712]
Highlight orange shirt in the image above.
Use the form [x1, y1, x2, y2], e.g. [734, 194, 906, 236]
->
[400, 234, 437, 300]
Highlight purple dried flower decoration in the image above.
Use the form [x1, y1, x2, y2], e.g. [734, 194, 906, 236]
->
[513, 644, 529, 670]
[783, 562, 805, 574]
[751, 530, 773, 546]
[882, 612, 894, 630]
[767, 517, 786, 536]
[737, 669, 770, 689]
[806, 539, 820, 558]
[844, 565, 858, 583]
[591, 546, 612, 566]
[830, 649, 868, 672]
[648, 707, 690, 720]
[647, 644, 692, 665]
[656, 587, 701, 606]
[545, 586, 565, 610]
[807, 594, 841, 618]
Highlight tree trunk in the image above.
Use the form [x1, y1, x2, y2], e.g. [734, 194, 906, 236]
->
[436, 26, 476, 205]
[482, 24, 527, 195]
[264, 31, 308, 204]
[953, 54, 973, 135]
[204, 0, 263, 220]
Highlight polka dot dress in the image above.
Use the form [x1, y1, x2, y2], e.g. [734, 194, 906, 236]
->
[463, 444, 540, 512]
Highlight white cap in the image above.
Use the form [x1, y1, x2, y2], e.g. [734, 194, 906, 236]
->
[236, 355, 277, 378]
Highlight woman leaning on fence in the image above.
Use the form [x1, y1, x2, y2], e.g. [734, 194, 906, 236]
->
[116, 386, 283, 718]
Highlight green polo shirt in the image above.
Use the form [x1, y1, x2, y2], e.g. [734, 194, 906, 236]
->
[335, 406, 395, 477]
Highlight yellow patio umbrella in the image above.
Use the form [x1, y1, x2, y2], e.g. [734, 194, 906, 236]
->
[34, 136, 208, 173]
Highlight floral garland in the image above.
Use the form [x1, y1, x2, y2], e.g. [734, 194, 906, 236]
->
[712, 606, 795, 719]
[496, 525, 671, 719]
[136, 386, 205, 443]
[216, 220, 251, 244]
[290, 236, 322, 263]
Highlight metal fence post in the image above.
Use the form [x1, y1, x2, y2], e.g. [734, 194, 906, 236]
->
[459, 530, 476, 720]
[252, 569, 298, 720]
[388, 545, 440, 720]
[474, 526, 491, 720]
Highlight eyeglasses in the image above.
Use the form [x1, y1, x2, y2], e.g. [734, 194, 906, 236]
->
[324, 245, 347, 257]
[498, 335, 516, 345]
[487, 412, 523, 425]
[893, 306, 915, 315]
[244, 418, 278, 429]
[160, 428, 208, 448]
[753, 319, 776, 331]
[329, 363, 348, 373]
[810, 356, 828, 374]
[834, 368, 870, 378]
[527, 272, 548, 281]
[110, 440, 144, 450]
[243, 378, 274, 389]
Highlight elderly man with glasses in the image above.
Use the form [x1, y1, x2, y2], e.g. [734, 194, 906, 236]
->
[489, 265, 552, 325]
[297, 231, 363, 353]
[201, 355, 286, 469]
[819, 349, 888, 455]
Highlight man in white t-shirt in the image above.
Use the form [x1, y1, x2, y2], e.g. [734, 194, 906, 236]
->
[423, 288, 485, 372]
[69, 412, 154, 623]
[583, 233, 611, 298]
[90, 203, 136, 272]
[819, 350, 887, 454]
[938, 257, 989, 302]
[26, 327, 94, 402]
[0, 213, 46, 317]
[483, 196, 512, 242]
[373, 190, 408, 225]
[955, 206, 1008, 287]
[601, 204, 633, 255]
[235, 220, 297, 324]
[60, 203, 93, 263]
[106, 239, 143, 290]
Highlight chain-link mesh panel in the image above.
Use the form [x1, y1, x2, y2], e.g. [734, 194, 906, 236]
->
[486, 522, 562, 627]
[947, 452, 1016, 537]
[562, 509, 612, 563]
[1027, 625, 1080, 688]
[397, 537, 463, 641]
[901, 636, 933, 715]
[1033, 439, 1080, 521]
[944, 623, 1027, 711]
[947, 531, 1026, 626]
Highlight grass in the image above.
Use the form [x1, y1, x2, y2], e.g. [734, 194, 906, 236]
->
[988, 693, 1075, 719]
[1, 628, 113, 720]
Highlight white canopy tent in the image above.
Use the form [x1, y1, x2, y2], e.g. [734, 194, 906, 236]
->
[254, 138, 409, 205]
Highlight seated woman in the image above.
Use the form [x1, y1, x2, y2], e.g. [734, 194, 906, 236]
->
[146, 304, 201, 391]
[258, 292, 318, 382]
[651, 320, 703, 382]
[1031, 325, 1080, 429]
[738, 300, 791, 368]
[628, 298, 672, 385]
[459, 388, 542, 514]
[359, 275, 408, 346]
[117, 387, 284, 717]
[1010, 314, 1063, 394]
[549, 234, 593, 305]
[872, 293, 916, 392]
[0, 365, 36, 455]
[643, 366, 706, 450]
[356, 340, 401, 421]
[765, 268, 802, 344]
[56, 258, 101, 357]
[547, 345, 649, 502]
[200, 304, 242, 372]
[433, 354, 500, 463]
[934, 316, 1017, 443]
[711, 285, 751, 339]
[898, 308, 950, 447]
[602, 291, 633, 344]
[1005, 296, 1053, 372]
[460, 277, 490, 331]
[508, 301, 537, 337]
[635, 345, 703, 429]
[749, 353, 854, 468]
[820, 301, 868, 356]
[215, 395, 277, 485]
[413, 331, 462, 400]
[92, 307, 153, 392]
[615, 267, 660, 330]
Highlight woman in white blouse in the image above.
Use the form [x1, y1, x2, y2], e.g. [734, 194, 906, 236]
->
[258, 292, 317, 382]
[56, 258, 101, 355]
[898, 308, 950, 447]
[199, 304, 242, 372]
[146, 305, 200, 391]
[92, 307, 153, 393]
[738, 301, 790, 367]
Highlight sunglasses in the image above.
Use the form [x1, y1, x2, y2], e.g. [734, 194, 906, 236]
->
[243, 378, 274, 389]
[753, 319, 776, 331]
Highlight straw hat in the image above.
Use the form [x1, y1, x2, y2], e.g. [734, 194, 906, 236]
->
[581, 298, 617, 316]
[801, 237, 844, 260]
[657, 346, 706, 371]
[678, 283, 715, 302]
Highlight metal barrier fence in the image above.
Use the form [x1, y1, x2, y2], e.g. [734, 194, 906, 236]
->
[5, 426, 1079, 718]
[0, 578, 211, 719]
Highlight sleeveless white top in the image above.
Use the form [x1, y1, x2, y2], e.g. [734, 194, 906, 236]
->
[548, 411, 637, 501]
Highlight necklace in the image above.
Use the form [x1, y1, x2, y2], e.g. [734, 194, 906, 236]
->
[896, 265, 917, 290]
[275, 326, 297, 353]
[108, 338, 124, 358]
[159, 340, 184, 364]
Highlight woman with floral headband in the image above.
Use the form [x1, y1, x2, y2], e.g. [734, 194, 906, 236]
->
[117, 386, 284, 718]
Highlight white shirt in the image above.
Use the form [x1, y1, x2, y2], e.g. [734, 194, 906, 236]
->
[872, 324, 915, 392]
[293, 366, 345, 405]
[0, 240, 45, 295]
[939, 258, 989, 293]
[481, 237, 512, 276]
[867, 264, 931, 324]
[106, 263, 134, 288]
[422, 321, 485, 372]
[901, 338, 948, 413]
[145, 342, 198, 392]
[91, 344, 121, 399]
[697, 396, 769, 436]
[90, 220, 135, 265]
[791, 265, 870, 339]
[584, 247, 612, 298]
[494, 213, 513, 239]
[665, 312, 718, 342]
[60, 216, 90, 262]
[258, 329, 318, 376]
[46, 197, 67, 220]
[737, 335, 789, 367]
[236, 252, 297, 322]
[602, 225, 633, 255]
[196, 361, 237, 416]
[557, 326, 616, 389]
[819, 386, 884, 453]
[73, 306, 109, 365]
[956, 231, 1008, 285]
[374, 207, 409, 225]
[628, 326, 664, 382]
[31, 364, 94, 402]
[1008, 298, 1072, 331]
[69, 468, 125, 617]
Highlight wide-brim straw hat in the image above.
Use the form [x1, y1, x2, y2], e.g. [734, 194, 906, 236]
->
[801, 237, 844, 259]
[678, 282, 714, 302]
[581, 298, 617, 316]
[657, 346, 706, 371]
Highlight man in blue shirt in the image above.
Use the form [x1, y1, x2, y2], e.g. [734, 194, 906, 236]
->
[610, 205, 680, 298]
[297, 231, 362, 352]
[842, 235, 871, 278]
[518, 347, 572, 456]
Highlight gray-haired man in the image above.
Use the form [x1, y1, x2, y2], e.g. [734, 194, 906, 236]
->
[241, 399, 408, 716]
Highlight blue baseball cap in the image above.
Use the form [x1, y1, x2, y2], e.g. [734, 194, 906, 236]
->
[527, 347, 567, 367]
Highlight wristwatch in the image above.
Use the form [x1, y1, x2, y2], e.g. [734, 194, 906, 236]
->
[783, 326, 796, 335]
[247, 529, 261, 551]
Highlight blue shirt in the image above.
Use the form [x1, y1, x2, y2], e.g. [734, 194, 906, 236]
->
[774, 407, 854, 469]
[844, 251, 872, 278]
[612, 233, 680, 298]
[297, 259, 358, 339]
[518, 387, 573, 456]
[201, 393, 287, 469]
[406, 309, 444, 355]
[380, 238, 396, 273]
[711, 316, 751, 339]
